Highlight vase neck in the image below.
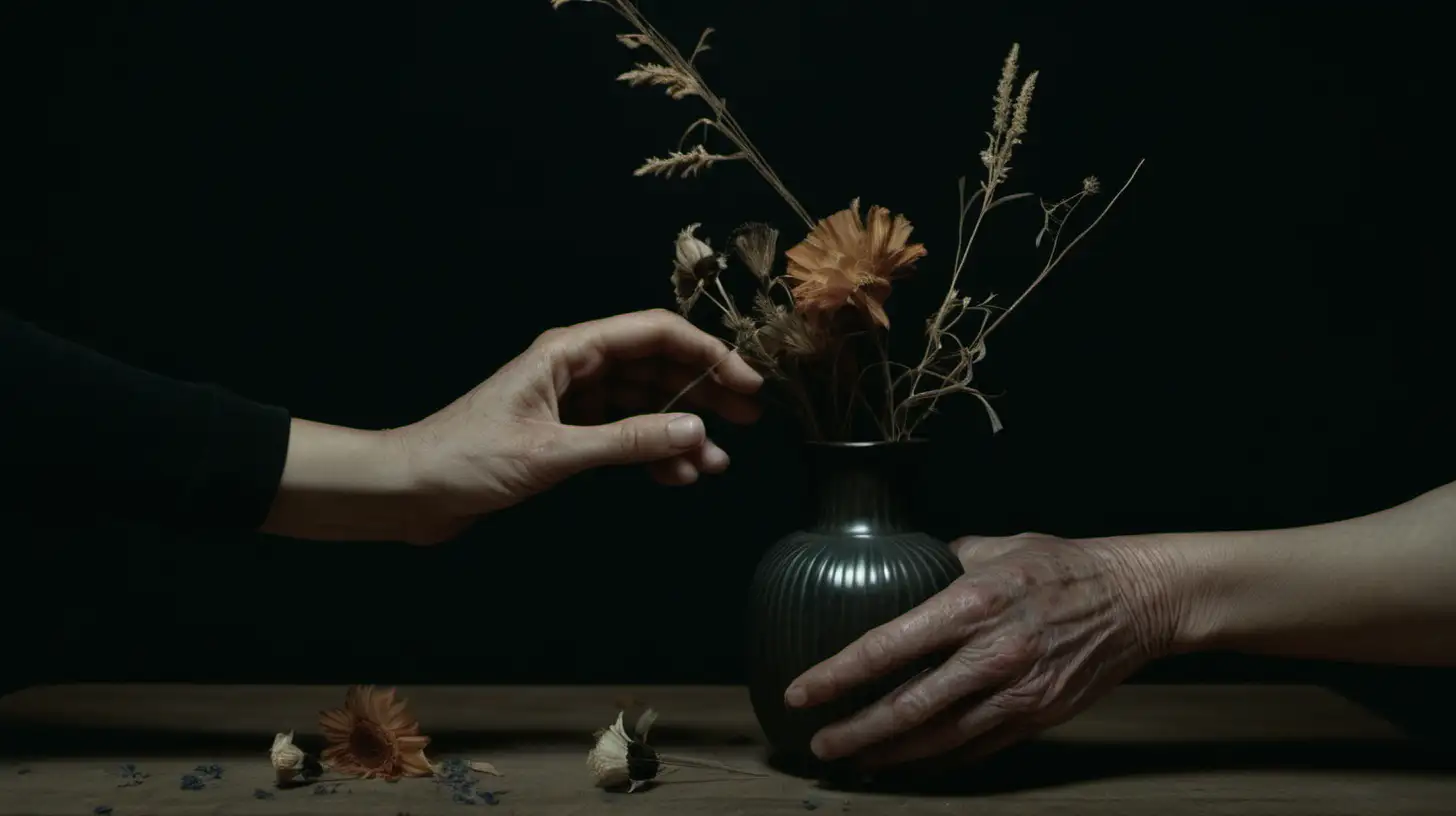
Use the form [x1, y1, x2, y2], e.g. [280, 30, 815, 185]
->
[805, 443, 923, 537]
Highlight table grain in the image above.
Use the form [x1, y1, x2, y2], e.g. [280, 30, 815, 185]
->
[1, 683, 1450, 815]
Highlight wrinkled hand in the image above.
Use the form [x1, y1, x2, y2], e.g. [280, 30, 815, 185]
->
[783, 534, 1177, 768]
[393, 309, 762, 541]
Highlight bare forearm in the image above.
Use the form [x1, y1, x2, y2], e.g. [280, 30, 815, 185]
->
[1134, 481, 1456, 665]
[260, 419, 426, 542]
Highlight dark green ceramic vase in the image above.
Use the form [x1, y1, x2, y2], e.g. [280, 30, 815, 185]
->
[745, 441, 965, 768]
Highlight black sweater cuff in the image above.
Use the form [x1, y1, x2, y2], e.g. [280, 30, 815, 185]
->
[2, 311, 292, 530]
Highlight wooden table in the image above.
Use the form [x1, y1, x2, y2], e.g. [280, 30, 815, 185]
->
[1, 684, 1451, 815]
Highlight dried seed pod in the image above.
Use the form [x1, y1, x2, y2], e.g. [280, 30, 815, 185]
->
[586, 708, 764, 793]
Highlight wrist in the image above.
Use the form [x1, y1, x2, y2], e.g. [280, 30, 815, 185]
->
[1086, 534, 1203, 659]
[262, 419, 433, 542]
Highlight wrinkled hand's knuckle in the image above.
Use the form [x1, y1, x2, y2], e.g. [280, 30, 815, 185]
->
[856, 628, 899, 674]
[946, 581, 1000, 629]
[991, 688, 1039, 715]
[890, 688, 936, 727]
[997, 634, 1037, 671]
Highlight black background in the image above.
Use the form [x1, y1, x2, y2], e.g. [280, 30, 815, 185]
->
[2, 1, 1452, 690]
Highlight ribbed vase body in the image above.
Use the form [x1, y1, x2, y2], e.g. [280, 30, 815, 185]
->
[745, 441, 964, 764]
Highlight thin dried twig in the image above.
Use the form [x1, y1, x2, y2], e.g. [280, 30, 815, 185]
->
[555, 0, 813, 229]
[554, 7, 1144, 443]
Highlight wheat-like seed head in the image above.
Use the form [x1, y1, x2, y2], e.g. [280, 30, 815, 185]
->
[618, 62, 700, 100]
[1009, 71, 1037, 144]
[993, 44, 1020, 136]
[635, 145, 739, 178]
[616, 33, 648, 49]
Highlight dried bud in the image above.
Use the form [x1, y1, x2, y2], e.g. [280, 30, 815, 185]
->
[269, 731, 309, 786]
[670, 224, 726, 314]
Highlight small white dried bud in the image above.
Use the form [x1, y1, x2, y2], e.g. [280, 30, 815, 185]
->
[269, 731, 307, 785]
[673, 223, 723, 275]
[1082, 176, 1101, 194]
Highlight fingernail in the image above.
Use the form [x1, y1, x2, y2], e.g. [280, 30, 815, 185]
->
[784, 685, 807, 707]
[666, 415, 704, 447]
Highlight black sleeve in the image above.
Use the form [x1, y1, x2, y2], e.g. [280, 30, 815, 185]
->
[1, 310, 292, 530]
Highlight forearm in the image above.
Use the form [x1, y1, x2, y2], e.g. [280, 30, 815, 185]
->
[2, 311, 290, 529]
[1131, 481, 1456, 666]
[260, 419, 429, 543]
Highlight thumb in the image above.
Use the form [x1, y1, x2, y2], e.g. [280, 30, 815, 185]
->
[554, 413, 707, 472]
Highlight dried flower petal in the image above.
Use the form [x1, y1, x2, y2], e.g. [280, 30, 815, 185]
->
[318, 685, 433, 781]
[732, 223, 779, 280]
[785, 200, 926, 329]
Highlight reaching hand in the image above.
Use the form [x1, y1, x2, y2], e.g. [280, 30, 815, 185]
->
[782, 533, 1179, 769]
[393, 309, 763, 540]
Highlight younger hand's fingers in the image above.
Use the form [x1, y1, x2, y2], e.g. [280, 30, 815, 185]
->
[645, 440, 729, 485]
[785, 580, 980, 710]
[616, 360, 762, 425]
[548, 310, 764, 395]
[554, 413, 708, 473]
[648, 455, 699, 486]
[694, 438, 730, 474]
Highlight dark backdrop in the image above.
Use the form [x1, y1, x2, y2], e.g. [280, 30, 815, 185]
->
[2, 2, 1452, 689]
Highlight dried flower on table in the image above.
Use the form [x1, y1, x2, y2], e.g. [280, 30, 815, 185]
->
[587, 708, 764, 793]
[319, 685, 433, 780]
[551, 1, 1145, 442]
[270, 731, 322, 787]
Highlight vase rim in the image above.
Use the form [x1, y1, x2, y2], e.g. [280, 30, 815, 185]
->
[805, 439, 929, 448]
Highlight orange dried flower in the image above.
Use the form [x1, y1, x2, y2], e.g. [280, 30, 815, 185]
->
[319, 685, 433, 780]
[785, 199, 927, 329]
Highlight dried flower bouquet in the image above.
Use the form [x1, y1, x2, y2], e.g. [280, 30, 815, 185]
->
[553, 0, 1143, 441]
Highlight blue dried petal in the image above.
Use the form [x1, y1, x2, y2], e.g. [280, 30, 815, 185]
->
[195, 763, 224, 780]
[179, 774, 205, 791]
[451, 791, 475, 804]
[93, 807, 113, 815]
[481, 790, 499, 805]
[253, 788, 276, 799]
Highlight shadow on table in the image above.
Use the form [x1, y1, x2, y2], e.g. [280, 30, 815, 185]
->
[771, 738, 1456, 796]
